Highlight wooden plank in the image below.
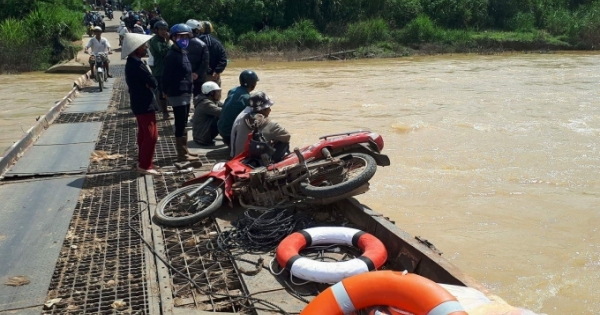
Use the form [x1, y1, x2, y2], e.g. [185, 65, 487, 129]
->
[145, 176, 176, 315]
[213, 207, 312, 315]
[137, 176, 161, 315]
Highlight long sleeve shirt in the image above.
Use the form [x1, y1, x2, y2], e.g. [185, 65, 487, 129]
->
[125, 56, 157, 115]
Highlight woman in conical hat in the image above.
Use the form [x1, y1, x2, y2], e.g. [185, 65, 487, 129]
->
[123, 33, 162, 175]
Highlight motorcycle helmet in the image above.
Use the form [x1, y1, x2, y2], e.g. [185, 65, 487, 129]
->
[169, 23, 192, 37]
[185, 19, 201, 30]
[93, 26, 103, 32]
[201, 81, 221, 95]
[248, 91, 273, 112]
[239, 70, 259, 87]
[120, 21, 125, 26]
[199, 21, 213, 34]
[153, 20, 168, 30]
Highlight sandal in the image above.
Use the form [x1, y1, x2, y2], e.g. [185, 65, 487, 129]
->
[137, 167, 161, 176]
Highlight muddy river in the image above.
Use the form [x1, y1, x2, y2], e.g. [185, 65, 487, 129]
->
[2, 53, 598, 314]
[222, 54, 600, 314]
[0, 72, 77, 154]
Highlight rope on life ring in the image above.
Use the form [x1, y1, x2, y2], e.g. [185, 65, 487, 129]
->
[275, 226, 387, 283]
[300, 271, 468, 315]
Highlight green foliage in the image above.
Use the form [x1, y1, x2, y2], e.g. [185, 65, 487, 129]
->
[0, 0, 84, 72]
[237, 19, 324, 51]
[346, 19, 391, 46]
[400, 15, 443, 43]
[384, 0, 423, 28]
[507, 12, 536, 32]
[421, 0, 489, 29]
[0, 18, 28, 44]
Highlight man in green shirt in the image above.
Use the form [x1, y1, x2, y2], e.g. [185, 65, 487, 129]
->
[148, 20, 171, 119]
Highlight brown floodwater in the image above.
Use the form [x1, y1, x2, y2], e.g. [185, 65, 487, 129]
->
[221, 54, 600, 314]
[0, 72, 77, 155]
[1, 54, 598, 314]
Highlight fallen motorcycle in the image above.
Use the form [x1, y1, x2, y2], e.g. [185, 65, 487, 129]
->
[153, 128, 390, 227]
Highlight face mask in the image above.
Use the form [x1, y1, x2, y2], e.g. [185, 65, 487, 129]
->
[176, 38, 189, 49]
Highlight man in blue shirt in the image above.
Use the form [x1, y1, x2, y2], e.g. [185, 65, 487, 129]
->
[217, 70, 259, 147]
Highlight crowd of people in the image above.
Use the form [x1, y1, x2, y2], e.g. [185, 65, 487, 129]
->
[121, 14, 291, 176]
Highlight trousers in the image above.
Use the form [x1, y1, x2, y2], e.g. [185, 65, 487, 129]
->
[135, 112, 158, 169]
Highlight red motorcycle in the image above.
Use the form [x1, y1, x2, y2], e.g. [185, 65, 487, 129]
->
[154, 129, 390, 227]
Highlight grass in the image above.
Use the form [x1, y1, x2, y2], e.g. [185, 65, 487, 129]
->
[0, 2, 84, 73]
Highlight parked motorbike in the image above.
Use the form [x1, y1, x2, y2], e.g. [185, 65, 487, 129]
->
[153, 129, 390, 227]
[91, 52, 108, 91]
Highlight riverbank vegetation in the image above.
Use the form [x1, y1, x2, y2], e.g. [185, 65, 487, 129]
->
[0, 0, 84, 73]
[130, 0, 600, 58]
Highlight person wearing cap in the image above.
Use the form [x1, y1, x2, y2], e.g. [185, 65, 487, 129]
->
[84, 26, 113, 78]
[117, 21, 128, 46]
[185, 19, 210, 97]
[217, 70, 259, 148]
[148, 19, 171, 119]
[162, 23, 200, 162]
[192, 82, 223, 146]
[198, 21, 227, 87]
[123, 33, 160, 176]
[132, 20, 145, 34]
[230, 91, 290, 160]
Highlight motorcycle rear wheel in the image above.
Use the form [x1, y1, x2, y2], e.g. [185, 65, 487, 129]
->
[300, 152, 377, 199]
[154, 182, 224, 227]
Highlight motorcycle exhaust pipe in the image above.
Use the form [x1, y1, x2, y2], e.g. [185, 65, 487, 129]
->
[186, 177, 214, 198]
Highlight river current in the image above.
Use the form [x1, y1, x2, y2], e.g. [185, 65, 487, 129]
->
[2, 53, 598, 314]
[223, 54, 600, 314]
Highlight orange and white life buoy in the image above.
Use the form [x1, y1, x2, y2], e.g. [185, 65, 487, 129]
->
[276, 227, 387, 283]
[300, 271, 468, 315]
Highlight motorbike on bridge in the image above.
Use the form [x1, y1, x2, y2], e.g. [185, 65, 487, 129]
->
[90, 52, 108, 91]
[153, 129, 391, 227]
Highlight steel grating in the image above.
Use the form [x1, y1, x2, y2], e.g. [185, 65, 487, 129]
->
[44, 172, 149, 315]
[152, 174, 253, 314]
[54, 112, 108, 124]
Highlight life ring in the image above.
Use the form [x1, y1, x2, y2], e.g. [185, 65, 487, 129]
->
[276, 226, 387, 283]
[300, 271, 468, 315]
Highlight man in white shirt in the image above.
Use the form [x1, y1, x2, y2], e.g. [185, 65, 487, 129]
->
[84, 26, 113, 78]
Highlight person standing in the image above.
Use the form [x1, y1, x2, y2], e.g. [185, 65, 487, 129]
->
[192, 82, 222, 146]
[162, 23, 200, 162]
[122, 33, 160, 175]
[185, 19, 210, 97]
[84, 26, 113, 78]
[148, 20, 171, 119]
[198, 21, 227, 86]
[217, 70, 259, 148]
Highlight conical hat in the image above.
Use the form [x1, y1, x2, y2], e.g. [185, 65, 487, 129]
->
[121, 33, 154, 59]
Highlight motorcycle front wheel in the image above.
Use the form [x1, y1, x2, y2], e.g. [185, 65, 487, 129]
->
[300, 152, 377, 199]
[97, 71, 103, 91]
[154, 182, 224, 227]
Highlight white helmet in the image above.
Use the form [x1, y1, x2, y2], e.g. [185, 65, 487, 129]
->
[185, 19, 201, 30]
[120, 21, 125, 26]
[93, 26, 103, 32]
[201, 81, 221, 95]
